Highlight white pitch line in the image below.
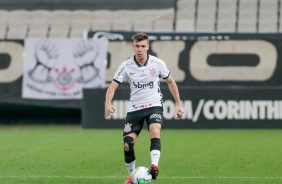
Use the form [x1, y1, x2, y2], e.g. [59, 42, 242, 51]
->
[0, 176, 281, 179]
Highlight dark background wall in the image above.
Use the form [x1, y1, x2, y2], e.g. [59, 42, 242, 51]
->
[0, 0, 176, 10]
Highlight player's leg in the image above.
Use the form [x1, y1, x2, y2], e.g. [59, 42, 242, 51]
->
[124, 133, 137, 176]
[148, 123, 161, 180]
[146, 107, 163, 180]
[123, 132, 137, 184]
[123, 110, 144, 184]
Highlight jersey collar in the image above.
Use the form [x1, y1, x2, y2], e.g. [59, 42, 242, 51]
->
[134, 54, 149, 67]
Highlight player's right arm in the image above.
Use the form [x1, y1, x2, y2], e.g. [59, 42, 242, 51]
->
[105, 61, 127, 119]
[105, 81, 119, 119]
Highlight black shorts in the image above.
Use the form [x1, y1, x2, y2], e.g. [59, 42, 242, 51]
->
[123, 106, 163, 137]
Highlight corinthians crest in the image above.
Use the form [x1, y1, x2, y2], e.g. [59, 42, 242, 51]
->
[149, 67, 157, 77]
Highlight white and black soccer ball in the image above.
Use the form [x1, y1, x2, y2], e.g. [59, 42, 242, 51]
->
[132, 166, 152, 184]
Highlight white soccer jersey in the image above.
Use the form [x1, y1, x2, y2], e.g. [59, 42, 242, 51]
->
[113, 54, 170, 112]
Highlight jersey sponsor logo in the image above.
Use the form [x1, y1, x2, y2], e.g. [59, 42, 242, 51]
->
[133, 81, 154, 89]
[133, 103, 152, 109]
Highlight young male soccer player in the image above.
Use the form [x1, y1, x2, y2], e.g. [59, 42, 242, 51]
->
[105, 32, 184, 184]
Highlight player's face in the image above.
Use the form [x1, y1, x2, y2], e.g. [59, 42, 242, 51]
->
[132, 40, 149, 60]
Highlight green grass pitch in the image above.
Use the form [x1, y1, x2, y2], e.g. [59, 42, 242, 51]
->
[0, 125, 281, 184]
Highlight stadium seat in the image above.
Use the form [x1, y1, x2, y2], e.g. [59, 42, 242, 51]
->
[47, 10, 71, 38]
[69, 10, 92, 38]
[217, 0, 237, 32]
[237, 0, 258, 33]
[279, 1, 282, 32]
[237, 20, 257, 33]
[258, 0, 278, 33]
[6, 10, 30, 39]
[259, 0, 278, 11]
[176, 0, 196, 10]
[176, 0, 196, 13]
[153, 18, 174, 32]
[217, 21, 236, 33]
[112, 10, 134, 31]
[175, 9, 195, 32]
[258, 20, 278, 33]
[90, 10, 112, 31]
[0, 10, 8, 39]
[175, 19, 195, 32]
[132, 10, 156, 31]
[133, 21, 153, 32]
[153, 8, 174, 32]
[28, 10, 51, 38]
[196, 0, 217, 32]
[196, 20, 216, 33]
[176, 8, 195, 21]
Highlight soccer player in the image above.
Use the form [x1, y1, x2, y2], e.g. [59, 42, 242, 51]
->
[105, 32, 184, 184]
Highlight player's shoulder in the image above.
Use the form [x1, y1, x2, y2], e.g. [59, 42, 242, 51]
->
[122, 57, 136, 67]
[148, 55, 166, 65]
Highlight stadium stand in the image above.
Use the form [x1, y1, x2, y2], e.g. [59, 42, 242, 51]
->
[1, 0, 282, 38]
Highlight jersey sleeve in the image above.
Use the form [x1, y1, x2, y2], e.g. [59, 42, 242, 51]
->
[159, 59, 170, 79]
[113, 62, 127, 84]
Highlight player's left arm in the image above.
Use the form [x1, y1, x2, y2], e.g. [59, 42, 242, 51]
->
[165, 75, 184, 118]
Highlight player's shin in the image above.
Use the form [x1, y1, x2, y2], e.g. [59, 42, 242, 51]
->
[150, 138, 161, 166]
[124, 136, 136, 176]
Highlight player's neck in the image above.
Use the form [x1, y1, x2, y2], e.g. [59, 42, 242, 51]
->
[135, 55, 147, 66]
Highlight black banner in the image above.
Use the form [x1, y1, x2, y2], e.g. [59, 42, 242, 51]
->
[82, 31, 282, 128]
[82, 88, 282, 129]
[88, 31, 282, 88]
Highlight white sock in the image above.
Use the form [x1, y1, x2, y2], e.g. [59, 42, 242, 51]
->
[150, 150, 161, 166]
[125, 160, 136, 176]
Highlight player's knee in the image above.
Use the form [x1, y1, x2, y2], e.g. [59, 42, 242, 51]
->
[124, 136, 134, 152]
[124, 136, 135, 163]
[149, 124, 161, 137]
[149, 129, 160, 139]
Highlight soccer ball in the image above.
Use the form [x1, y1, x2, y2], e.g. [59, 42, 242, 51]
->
[132, 166, 152, 184]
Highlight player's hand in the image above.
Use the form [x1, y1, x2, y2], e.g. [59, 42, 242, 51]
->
[176, 105, 184, 118]
[105, 105, 115, 119]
